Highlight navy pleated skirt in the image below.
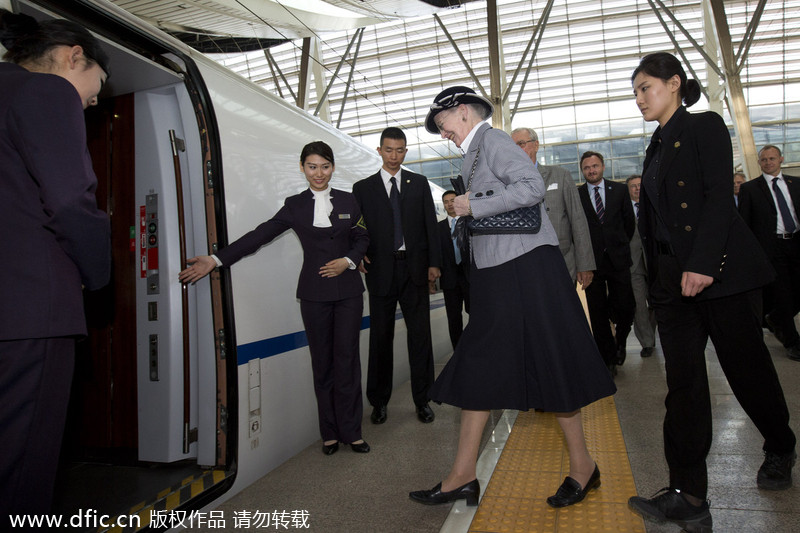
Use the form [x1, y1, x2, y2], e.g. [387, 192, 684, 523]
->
[431, 245, 616, 413]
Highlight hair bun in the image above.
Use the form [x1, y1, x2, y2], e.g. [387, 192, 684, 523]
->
[0, 9, 39, 51]
[684, 79, 702, 107]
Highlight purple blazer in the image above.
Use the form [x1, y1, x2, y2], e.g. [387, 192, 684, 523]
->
[0, 63, 111, 340]
[216, 188, 368, 302]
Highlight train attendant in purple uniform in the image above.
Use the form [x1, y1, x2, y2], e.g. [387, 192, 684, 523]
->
[180, 141, 371, 455]
[0, 9, 111, 526]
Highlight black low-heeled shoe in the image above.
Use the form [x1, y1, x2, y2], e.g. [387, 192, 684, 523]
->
[349, 441, 370, 453]
[546, 464, 600, 508]
[409, 479, 480, 506]
[322, 442, 339, 455]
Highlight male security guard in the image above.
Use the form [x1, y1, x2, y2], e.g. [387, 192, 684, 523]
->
[353, 127, 441, 424]
[738, 144, 800, 361]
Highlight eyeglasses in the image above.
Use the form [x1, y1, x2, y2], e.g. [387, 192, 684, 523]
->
[515, 139, 536, 147]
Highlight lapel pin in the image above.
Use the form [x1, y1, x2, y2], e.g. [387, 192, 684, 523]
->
[674, 141, 680, 148]
[406, 179, 411, 184]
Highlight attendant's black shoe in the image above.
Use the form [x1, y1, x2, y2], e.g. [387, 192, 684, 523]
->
[409, 479, 479, 506]
[371, 405, 387, 424]
[607, 363, 617, 377]
[416, 403, 435, 423]
[615, 346, 627, 366]
[757, 450, 796, 490]
[322, 442, 339, 455]
[349, 440, 370, 453]
[628, 487, 712, 533]
[546, 464, 600, 508]
[640, 346, 655, 358]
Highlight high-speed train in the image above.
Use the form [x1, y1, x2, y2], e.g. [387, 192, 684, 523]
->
[4, 0, 451, 528]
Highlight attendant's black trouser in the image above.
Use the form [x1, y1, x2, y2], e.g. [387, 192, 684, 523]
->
[651, 253, 796, 499]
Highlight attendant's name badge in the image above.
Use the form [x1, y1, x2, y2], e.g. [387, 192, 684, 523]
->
[339, 214, 351, 219]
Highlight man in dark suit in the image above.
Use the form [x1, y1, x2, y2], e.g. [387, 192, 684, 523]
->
[577, 151, 636, 374]
[353, 127, 441, 424]
[738, 144, 800, 361]
[433, 190, 470, 350]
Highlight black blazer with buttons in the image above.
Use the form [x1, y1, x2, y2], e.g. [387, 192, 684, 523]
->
[216, 188, 368, 302]
[638, 107, 773, 301]
[738, 173, 800, 260]
[352, 169, 441, 296]
[578, 179, 635, 272]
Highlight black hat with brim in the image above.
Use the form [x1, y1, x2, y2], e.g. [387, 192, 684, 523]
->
[424, 86, 493, 134]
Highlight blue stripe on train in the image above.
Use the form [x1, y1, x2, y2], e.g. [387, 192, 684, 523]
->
[236, 298, 446, 365]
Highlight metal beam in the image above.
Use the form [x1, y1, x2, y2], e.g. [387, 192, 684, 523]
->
[702, 0, 724, 116]
[433, 13, 488, 98]
[649, 0, 724, 79]
[646, 0, 711, 102]
[486, 0, 507, 130]
[507, 0, 555, 120]
[336, 28, 364, 129]
[314, 28, 363, 117]
[709, 0, 760, 180]
[297, 37, 311, 109]
[264, 49, 297, 102]
[309, 38, 331, 122]
[734, 0, 767, 73]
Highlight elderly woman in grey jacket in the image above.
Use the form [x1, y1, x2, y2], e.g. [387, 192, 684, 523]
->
[409, 87, 616, 509]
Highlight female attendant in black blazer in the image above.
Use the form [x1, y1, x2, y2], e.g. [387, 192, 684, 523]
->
[627, 52, 796, 531]
[179, 141, 371, 455]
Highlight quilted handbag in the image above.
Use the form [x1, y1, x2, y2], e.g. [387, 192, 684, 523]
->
[462, 147, 542, 235]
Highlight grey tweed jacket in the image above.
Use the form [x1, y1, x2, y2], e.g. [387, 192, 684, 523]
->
[539, 164, 595, 280]
[466, 123, 559, 269]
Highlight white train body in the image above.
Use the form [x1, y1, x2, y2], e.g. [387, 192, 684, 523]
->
[8, 0, 451, 522]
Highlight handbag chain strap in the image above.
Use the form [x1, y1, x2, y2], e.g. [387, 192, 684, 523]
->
[466, 147, 480, 192]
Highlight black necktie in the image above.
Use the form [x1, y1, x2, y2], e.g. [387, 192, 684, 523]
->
[772, 178, 797, 234]
[634, 201, 640, 220]
[390, 176, 403, 250]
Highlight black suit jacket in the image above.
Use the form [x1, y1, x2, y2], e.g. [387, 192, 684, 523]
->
[437, 218, 470, 290]
[738, 174, 800, 260]
[216, 188, 368, 302]
[0, 63, 110, 340]
[638, 107, 773, 301]
[352, 169, 441, 296]
[578, 179, 635, 272]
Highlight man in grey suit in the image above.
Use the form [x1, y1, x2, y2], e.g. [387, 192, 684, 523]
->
[626, 174, 656, 357]
[511, 127, 595, 288]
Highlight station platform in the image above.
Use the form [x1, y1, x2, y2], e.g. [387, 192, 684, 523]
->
[199, 329, 800, 533]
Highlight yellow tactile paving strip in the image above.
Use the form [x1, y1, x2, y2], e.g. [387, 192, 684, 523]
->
[469, 397, 646, 532]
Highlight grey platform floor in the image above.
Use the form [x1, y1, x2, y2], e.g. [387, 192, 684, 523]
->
[195, 327, 800, 533]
